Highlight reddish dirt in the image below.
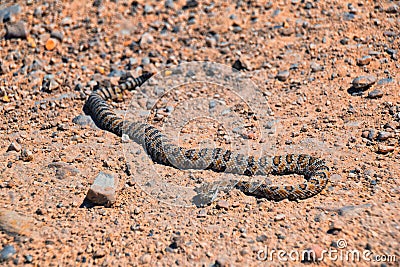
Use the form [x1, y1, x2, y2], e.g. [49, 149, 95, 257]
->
[0, 0, 399, 266]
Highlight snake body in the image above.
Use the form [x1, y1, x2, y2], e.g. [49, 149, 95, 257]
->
[83, 73, 330, 201]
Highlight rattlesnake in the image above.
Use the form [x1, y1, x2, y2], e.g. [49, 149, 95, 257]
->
[83, 73, 330, 201]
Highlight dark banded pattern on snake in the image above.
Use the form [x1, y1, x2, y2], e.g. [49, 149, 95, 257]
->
[83, 73, 330, 201]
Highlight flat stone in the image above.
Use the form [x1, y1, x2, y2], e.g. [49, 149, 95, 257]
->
[5, 21, 27, 39]
[274, 213, 286, 221]
[216, 200, 229, 210]
[352, 75, 376, 89]
[0, 245, 16, 262]
[337, 204, 372, 217]
[0, 209, 32, 236]
[367, 89, 383, 99]
[276, 70, 290, 81]
[86, 172, 118, 207]
[377, 145, 394, 154]
[256, 234, 268, 242]
[357, 55, 372, 66]
[50, 30, 64, 41]
[72, 114, 97, 128]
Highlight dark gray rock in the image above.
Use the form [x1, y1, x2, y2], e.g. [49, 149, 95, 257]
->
[5, 21, 27, 39]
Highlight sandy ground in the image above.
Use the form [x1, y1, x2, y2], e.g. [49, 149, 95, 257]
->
[0, 0, 399, 266]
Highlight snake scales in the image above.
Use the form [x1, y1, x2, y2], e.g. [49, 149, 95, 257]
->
[83, 73, 330, 201]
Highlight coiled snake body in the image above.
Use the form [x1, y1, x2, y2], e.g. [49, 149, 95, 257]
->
[83, 73, 330, 201]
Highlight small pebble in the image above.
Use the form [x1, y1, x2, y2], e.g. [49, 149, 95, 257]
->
[197, 209, 207, 218]
[0, 62, 9, 75]
[86, 172, 118, 207]
[93, 249, 106, 258]
[143, 4, 154, 14]
[169, 235, 184, 249]
[385, 4, 399, 13]
[214, 257, 228, 267]
[274, 213, 285, 221]
[139, 32, 154, 48]
[93, 0, 102, 7]
[121, 134, 130, 143]
[310, 62, 323, 72]
[141, 57, 150, 66]
[377, 145, 394, 154]
[340, 37, 349, 45]
[0, 245, 16, 261]
[7, 142, 21, 152]
[23, 254, 33, 263]
[184, 0, 199, 9]
[165, 0, 174, 9]
[367, 89, 383, 99]
[376, 131, 392, 141]
[357, 55, 372, 66]
[352, 75, 377, 89]
[41, 77, 60, 92]
[5, 21, 27, 39]
[276, 70, 290, 81]
[256, 235, 268, 242]
[50, 30, 64, 42]
[366, 129, 376, 140]
[45, 38, 58, 51]
[232, 59, 247, 71]
[216, 200, 229, 210]
[139, 253, 151, 264]
[328, 219, 344, 234]
[20, 149, 33, 162]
